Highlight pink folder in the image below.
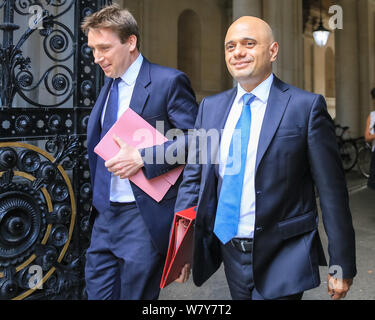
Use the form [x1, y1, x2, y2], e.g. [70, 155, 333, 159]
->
[94, 107, 184, 202]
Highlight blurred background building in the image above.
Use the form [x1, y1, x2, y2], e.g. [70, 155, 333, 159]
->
[122, 0, 375, 137]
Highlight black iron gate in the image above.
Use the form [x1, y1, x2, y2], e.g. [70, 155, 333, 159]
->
[0, 0, 109, 299]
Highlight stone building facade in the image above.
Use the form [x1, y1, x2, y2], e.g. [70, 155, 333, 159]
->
[120, 0, 375, 137]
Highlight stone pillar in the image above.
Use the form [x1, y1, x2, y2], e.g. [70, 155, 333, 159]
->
[232, 0, 263, 20]
[357, 0, 373, 135]
[230, 0, 263, 88]
[263, 0, 304, 88]
[335, 0, 360, 136]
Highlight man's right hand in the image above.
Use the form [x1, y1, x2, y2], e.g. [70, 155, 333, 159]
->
[174, 263, 191, 283]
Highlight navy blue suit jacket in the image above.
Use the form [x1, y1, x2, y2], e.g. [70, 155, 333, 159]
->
[87, 57, 198, 255]
[175, 76, 356, 299]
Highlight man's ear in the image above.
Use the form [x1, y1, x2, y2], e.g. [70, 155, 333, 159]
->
[127, 34, 138, 52]
[269, 41, 279, 62]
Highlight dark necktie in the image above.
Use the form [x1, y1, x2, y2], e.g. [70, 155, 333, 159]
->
[214, 93, 255, 244]
[92, 78, 121, 214]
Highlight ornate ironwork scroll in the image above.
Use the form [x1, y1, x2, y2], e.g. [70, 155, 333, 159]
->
[0, 0, 110, 299]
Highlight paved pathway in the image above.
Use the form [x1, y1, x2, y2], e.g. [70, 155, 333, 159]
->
[159, 170, 375, 300]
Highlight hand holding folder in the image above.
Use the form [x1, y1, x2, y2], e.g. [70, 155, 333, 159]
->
[94, 107, 184, 202]
[160, 206, 196, 288]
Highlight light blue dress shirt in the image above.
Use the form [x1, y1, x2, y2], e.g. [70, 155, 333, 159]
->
[101, 54, 144, 203]
[219, 73, 274, 238]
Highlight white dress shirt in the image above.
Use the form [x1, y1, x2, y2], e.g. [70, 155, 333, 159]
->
[219, 73, 274, 238]
[101, 54, 144, 202]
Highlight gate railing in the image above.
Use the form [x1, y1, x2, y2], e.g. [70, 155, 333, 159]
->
[0, 0, 109, 300]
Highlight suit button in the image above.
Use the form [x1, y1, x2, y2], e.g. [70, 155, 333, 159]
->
[255, 226, 263, 232]
[256, 190, 262, 195]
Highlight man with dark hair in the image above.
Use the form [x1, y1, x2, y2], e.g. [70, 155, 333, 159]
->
[82, 4, 197, 300]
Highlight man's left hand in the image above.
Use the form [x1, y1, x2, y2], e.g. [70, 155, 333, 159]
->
[175, 263, 191, 284]
[105, 135, 144, 179]
[327, 275, 353, 300]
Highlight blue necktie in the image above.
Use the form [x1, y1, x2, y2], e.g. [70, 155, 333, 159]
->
[101, 78, 121, 138]
[214, 93, 255, 244]
[92, 78, 121, 214]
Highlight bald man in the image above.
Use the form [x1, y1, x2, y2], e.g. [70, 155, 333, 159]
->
[174, 16, 356, 300]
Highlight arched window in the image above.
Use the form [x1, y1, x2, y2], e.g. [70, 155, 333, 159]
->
[178, 9, 201, 91]
[325, 47, 335, 98]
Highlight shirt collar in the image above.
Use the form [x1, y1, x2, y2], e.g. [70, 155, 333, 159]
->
[118, 53, 144, 85]
[236, 73, 274, 105]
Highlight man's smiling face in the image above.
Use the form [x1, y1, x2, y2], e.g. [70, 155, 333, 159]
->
[224, 17, 278, 91]
[88, 27, 136, 78]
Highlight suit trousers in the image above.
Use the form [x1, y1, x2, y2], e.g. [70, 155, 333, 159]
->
[85, 202, 163, 300]
[220, 241, 303, 300]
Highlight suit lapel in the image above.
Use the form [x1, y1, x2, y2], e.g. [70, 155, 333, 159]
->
[212, 87, 237, 178]
[87, 77, 112, 151]
[255, 76, 291, 172]
[129, 58, 151, 115]
[216, 88, 237, 132]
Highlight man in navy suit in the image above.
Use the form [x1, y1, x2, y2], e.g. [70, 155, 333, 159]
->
[81, 4, 197, 299]
[175, 16, 356, 300]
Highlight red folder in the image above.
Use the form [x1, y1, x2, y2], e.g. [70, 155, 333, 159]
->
[94, 107, 184, 202]
[160, 206, 196, 288]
